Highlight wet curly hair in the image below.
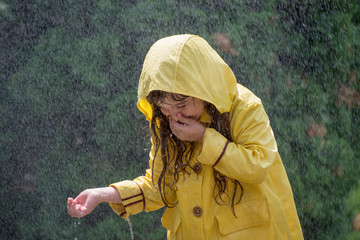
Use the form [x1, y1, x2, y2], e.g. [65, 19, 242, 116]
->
[147, 90, 244, 216]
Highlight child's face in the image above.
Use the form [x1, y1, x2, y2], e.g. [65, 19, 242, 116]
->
[157, 93, 205, 124]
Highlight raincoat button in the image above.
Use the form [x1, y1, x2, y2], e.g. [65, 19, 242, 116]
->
[193, 206, 203, 217]
[193, 163, 202, 174]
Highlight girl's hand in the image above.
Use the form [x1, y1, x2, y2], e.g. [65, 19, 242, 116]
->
[67, 189, 100, 218]
[169, 112, 206, 142]
[67, 187, 121, 218]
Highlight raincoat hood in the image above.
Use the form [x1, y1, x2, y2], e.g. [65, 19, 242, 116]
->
[137, 34, 238, 121]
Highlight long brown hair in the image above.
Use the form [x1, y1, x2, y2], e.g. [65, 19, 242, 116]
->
[147, 90, 244, 215]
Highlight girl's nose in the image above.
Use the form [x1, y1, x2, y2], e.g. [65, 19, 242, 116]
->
[168, 111, 179, 122]
[161, 108, 179, 121]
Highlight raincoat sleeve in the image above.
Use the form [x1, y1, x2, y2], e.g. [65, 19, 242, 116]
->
[197, 100, 277, 184]
[109, 144, 176, 218]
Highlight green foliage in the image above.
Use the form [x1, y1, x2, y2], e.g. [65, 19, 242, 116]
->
[345, 181, 360, 240]
[346, 181, 360, 217]
[1, 0, 359, 239]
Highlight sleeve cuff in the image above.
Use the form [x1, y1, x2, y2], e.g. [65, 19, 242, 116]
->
[197, 128, 230, 166]
[109, 180, 145, 219]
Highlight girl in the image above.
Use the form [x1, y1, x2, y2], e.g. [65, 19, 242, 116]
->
[67, 34, 303, 239]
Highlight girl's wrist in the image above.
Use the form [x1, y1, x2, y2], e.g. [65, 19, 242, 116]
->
[103, 186, 122, 203]
[91, 187, 121, 204]
[197, 125, 206, 143]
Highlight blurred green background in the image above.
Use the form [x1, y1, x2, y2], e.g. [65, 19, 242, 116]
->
[1, 0, 359, 239]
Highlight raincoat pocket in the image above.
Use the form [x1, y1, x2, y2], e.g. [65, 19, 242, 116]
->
[161, 207, 181, 238]
[215, 198, 270, 235]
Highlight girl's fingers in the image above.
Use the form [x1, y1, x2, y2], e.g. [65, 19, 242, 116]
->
[68, 206, 83, 218]
[67, 198, 73, 213]
[176, 113, 187, 124]
[177, 112, 194, 125]
[67, 198, 82, 217]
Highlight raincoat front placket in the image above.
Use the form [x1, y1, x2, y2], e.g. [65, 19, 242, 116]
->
[186, 161, 204, 239]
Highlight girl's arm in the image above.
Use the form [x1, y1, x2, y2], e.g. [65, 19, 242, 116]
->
[197, 101, 277, 184]
[67, 186, 121, 218]
[108, 145, 176, 218]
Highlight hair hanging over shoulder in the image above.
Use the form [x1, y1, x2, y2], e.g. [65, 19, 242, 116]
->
[146, 90, 244, 216]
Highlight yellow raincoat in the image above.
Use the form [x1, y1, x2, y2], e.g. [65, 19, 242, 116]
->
[110, 35, 303, 239]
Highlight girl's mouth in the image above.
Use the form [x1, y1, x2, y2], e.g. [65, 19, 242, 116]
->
[177, 121, 185, 125]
